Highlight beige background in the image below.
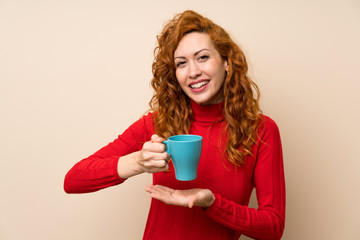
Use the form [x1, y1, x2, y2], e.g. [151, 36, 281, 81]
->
[1, 0, 359, 239]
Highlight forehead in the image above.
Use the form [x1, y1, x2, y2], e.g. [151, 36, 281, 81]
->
[174, 32, 215, 57]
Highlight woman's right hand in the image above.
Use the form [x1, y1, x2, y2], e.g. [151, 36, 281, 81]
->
[117, 134, 169, 179]
[138, 134, 169, 173]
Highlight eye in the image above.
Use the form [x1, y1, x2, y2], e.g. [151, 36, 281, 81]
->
[198, 55, 209, 61]
[175, 61, 186, 68]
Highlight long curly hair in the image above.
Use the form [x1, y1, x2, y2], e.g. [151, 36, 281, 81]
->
[149, 10, 262, 166]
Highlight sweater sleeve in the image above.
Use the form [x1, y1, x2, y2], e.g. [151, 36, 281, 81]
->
[64, 113, 154, 194]
[204, 117, 286, 239]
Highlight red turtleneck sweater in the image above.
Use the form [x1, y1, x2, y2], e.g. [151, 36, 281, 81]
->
[64, 102, 285, 240]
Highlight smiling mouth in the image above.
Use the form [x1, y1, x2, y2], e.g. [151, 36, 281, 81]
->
[190, 80, 210, 89]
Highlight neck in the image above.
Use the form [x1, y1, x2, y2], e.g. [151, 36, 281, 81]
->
[191, 100, 225, 123]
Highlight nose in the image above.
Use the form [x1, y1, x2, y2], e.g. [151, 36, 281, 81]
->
[188, 62, 201, 79]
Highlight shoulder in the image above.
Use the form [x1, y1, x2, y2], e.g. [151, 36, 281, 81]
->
[131, 111, 156, 129]
[140, 111, 156, 121]
[258, 115, 281, 137]
[260, 115, 278, 128]
[119, 111, 156, 142]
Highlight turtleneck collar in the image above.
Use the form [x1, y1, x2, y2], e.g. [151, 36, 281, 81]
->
[191, 100, 225, 123]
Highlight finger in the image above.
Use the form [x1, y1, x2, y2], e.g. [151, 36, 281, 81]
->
[145, 186, 167, 200]
[145, 184, 154, 193]
[148, 191, 169, 204]
[151, 134, 166, 143]
[142, 152, 169, 164]
[147, 188, 174, 205]
[143, 159, 168, 168]
[151, 135, 167, 152]
[165, 153, 170, 162]
[187, 194, 198, 208]
[146, 185, 171, 197]
[145, 185, 164, 195]
[188, 198, 195, 208]
[142, 164, 169, 174]
[143, 142, 167, 153]
[153, 185, 175, 194]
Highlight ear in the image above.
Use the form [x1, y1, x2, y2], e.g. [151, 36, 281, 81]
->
[224, 59, 229, 72]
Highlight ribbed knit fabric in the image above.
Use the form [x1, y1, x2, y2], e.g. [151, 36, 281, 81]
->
[64, 101, 285, 239]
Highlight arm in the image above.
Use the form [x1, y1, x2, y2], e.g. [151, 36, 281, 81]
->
[146, 117, 285, 239]
[64, 114, 169, 194]
[204, 117, 285, 239]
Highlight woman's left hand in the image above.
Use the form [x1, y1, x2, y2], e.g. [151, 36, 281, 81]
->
[145, 185, 215, 208]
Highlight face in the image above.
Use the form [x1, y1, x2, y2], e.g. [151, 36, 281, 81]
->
[174, 32, 228, 105]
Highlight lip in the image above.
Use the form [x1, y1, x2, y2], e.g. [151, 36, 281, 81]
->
[189, 79, 210, 93]
[189, 79, 208, 85]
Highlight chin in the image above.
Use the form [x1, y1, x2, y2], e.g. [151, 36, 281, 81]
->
[192, 98, 212, 106]
[192, 95, 222, 105]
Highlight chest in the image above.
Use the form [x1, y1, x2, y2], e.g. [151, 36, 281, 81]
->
[153, 121, 257, 204]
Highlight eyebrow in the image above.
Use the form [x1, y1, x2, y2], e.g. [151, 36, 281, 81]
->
[174, 48, 210, 60]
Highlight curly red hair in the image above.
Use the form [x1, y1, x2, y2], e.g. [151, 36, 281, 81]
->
[149, 10, 262, 166]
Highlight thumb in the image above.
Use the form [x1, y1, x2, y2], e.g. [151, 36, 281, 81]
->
[188, 196, 197, 208]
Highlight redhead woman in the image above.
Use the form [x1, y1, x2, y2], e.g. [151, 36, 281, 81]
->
[64, 10, 285, 240]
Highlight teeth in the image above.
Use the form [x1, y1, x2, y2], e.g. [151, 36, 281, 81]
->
[190, 81, 209, 89]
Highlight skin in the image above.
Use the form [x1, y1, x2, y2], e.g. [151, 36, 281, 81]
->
[118, 134, 215, 208]
[117, 134, 169, 179]
[118, 32, 229, 208]
[145, 185, 215, 209]
[174, 32, 228, 105]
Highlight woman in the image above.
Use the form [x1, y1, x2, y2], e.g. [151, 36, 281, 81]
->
[64, 10, 285, 240]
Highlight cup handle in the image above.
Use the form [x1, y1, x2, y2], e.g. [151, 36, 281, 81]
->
[163, 140, 170, 155]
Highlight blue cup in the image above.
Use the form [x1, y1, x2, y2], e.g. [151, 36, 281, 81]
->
[163, 135, 203, 181]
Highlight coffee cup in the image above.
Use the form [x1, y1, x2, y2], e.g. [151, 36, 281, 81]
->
[163, 134, 202, 181]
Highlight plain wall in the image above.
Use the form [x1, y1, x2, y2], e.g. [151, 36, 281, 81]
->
[1, 0, 359, 239]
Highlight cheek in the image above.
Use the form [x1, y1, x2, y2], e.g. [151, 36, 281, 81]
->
[204, 62, 222, 77]
[214, 65, 226, 81]
[175, 70, 186, 86]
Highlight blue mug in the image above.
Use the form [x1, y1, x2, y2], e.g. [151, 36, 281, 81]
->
[163, 135, 203, 181]
[163, 134, 203, 181]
